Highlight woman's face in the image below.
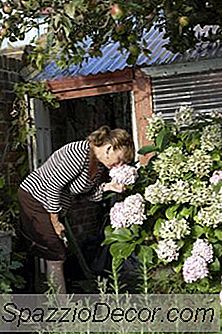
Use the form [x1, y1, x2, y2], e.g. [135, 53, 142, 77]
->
[97, 144, 125, 169]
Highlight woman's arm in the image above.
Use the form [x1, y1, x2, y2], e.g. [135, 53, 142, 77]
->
[103, 182, 125, 192]
[50, 213, 65, 236]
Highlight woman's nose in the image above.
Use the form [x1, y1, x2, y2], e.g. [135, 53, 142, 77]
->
[114, 162, 123, 168]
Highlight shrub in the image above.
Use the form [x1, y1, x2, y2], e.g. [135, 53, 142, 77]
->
[104, 106, 222, 293]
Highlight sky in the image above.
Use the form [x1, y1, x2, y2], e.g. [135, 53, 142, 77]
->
[1, 13, 46, 49]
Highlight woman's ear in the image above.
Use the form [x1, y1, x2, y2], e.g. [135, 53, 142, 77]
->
[106, 145, 112, 158]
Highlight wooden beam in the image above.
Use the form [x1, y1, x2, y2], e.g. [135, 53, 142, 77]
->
[47, 68, 134, 93]
[55, 82, 133, 100]
[133, 68, 153, 165]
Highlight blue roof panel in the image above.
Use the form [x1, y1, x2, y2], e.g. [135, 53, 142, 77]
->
[33, 25, 222, 81]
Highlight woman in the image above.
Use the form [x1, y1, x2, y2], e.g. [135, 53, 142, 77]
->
[18, 125, 134, 293]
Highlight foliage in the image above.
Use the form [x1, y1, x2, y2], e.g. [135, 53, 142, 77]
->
[0, 0, 222, 69]
[0, 249, 25, 293]
[104, 106, 222, 294]
[0, 81, 59, 232]
[15, 81, 60, 109]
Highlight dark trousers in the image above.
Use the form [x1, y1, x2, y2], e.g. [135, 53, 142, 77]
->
[18, 188, 66, 261]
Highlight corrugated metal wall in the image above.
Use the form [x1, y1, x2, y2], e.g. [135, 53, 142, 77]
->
[152, 69, 222, 119]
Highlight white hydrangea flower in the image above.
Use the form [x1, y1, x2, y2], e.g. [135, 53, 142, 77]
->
[194, 203, 222, 228]
[156, 239, 180, 263]
[153, 147, 187, 181]
[159, 218, 190, 240]
[174, 105, 196, 128]
[109, 164, 138, 185]
[144, 180, 172, 204]
[200, 123, 222, 152]
[209, 110, 222, 119]
[186, 149, 213, 178]
[183, 255, 209, 283]
[146, 113, 165, 141]
[170, 180, 191, 204]
[191, 239, 213, 264]
[189, 181, 214, 207]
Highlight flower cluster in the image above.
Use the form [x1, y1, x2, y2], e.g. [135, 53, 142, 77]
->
[145, 179, 214, 207]
[106, 106, 222, 292]
[109, 164, 138, 185]
[110, 193, 145, 229]
[187, 149, 212, 178]
[183, 239, 213, 283]
[170, 180, 191, 203]
[182, 256, 209, 283]
[189, 181, 213, 207]
[146, 113, 165, 141]
[174, 105, 196, 128]
[210, 170, 222, 185]
[144, 180, 172, 204]
[191, 239, 214, 263]
[153, 147, 187, 181]
[156, 217, 190, 263]
[194, 202, 222, 228]
[159, 218, 190, 240]
[200, 124, 222, 152]
[156, 239, 180, 263]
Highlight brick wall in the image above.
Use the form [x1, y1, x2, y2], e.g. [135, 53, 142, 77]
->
[0, 55, 22, 176]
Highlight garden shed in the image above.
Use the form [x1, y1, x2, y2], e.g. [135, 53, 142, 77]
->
[29, 25, 222, 169]
[21, 26, 222, 281]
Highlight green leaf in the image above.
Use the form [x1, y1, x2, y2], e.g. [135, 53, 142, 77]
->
[213, 243, 222, 257]
[110, 242, 135, 260]
[209, 257, 220, 272]
[178, 206, 193, 219]
[214, 229, 222, 241]
[153, 218, 164, 238]
[192, 224, 204, 238]
[103, 226, 132, 245]
[165, 204, 179, 220]
[155, 128, 169, 150]
[173, 262, 183, 273]
[211, 152, 221, 161]
[138, 245, 153, 265]
[0, 176, 5, 189]
[212, 181, 222, 194]
[129, 224, 140, 237]
[64, 2, 76, 18]
[53, 14, 61, 30]
[148, 204, 161, 215]
[112, 257, 124, 271]
[138, 145, 158, 155]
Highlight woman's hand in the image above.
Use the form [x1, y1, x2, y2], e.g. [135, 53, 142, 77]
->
[103, 182, 126, 193]
[50, 213, 65, 236]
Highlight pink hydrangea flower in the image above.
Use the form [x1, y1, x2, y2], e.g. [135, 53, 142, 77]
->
[182, 255, 209, 283]
[110, 193, 145, 229]
[191, 239, 213, 263]
[110, 202, 126, 229]
[109, 164, 138, 185]
[209, 170, 222, 185]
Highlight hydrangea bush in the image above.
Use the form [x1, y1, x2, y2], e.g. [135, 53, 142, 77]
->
[104, 106, 222, 293]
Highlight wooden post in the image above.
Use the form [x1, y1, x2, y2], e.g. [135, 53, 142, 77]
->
[133, 69, 153, 165]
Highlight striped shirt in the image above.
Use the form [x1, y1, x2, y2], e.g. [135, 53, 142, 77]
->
[20, 140, 107, 213]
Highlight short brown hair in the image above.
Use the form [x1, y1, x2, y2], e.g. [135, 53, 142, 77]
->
[88, 125, 135, 163]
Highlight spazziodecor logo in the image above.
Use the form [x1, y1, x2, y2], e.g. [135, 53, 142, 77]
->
[0, 294, 219, 332]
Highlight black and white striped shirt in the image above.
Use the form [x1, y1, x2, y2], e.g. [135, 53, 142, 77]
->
[20, 140, 107, 213]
